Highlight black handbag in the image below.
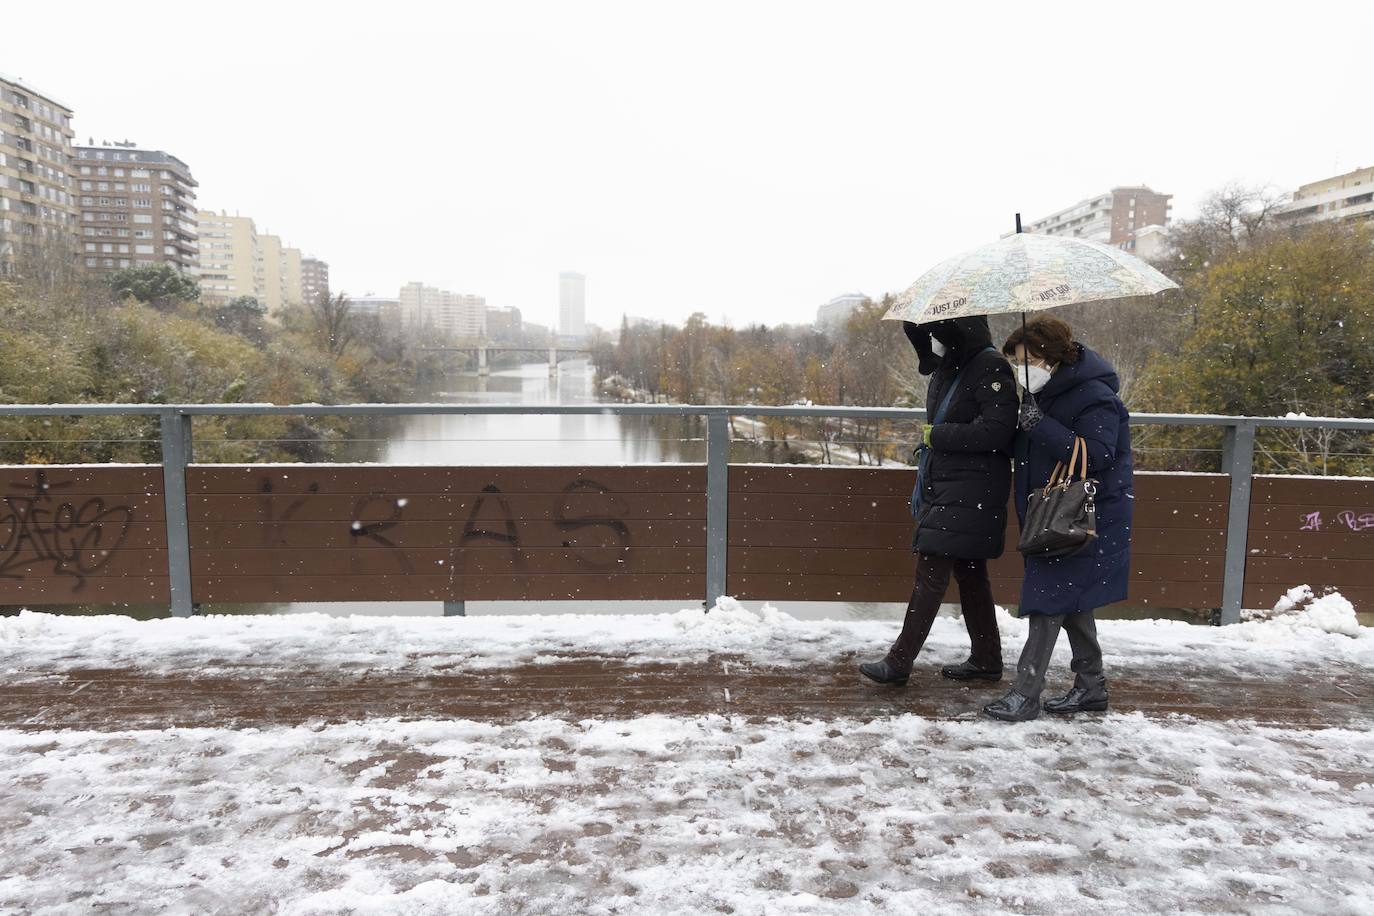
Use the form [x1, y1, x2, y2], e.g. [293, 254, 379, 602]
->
[1018, 437, 1099, 558]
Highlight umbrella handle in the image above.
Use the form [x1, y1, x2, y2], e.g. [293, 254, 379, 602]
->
[1014, 214, 1029, 389]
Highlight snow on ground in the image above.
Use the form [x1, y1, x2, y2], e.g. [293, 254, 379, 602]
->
[2, 713, 1372, 914]
[2, 593, 1372, 680]
[2, 594, 1372, 913]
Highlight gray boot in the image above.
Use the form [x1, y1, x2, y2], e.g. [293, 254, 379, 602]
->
[985, 614, 1064, 722]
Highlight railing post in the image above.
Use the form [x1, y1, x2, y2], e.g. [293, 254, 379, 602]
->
[705, 412, 729, 609]
[160, 409, 195, 618]
[1219, 421, 1256, 625]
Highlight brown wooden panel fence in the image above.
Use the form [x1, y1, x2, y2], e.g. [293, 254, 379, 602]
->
[727, 467, 1231, 609]
[1244, 475, 1374, 612]
[185, 465, 705, 603]
[5, 462, 1370, 612]
[0, 465, 169, 604]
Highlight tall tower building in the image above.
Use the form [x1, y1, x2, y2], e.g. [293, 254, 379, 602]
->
[73, 142, 197, 274]
[0, 74, 77, 275]
[559, 270, 586, 339]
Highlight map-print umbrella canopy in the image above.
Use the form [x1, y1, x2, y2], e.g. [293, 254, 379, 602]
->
[883, 232, 1178, 325]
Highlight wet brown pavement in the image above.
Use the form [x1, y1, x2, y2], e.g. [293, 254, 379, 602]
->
[6, 653, 1372, 731]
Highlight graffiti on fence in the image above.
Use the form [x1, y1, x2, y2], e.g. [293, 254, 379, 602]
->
[1299, 510, 1374, 532]
[555, 477, 632, 569]
[0, 470, 134, 588]
[259, 476, 317, 547]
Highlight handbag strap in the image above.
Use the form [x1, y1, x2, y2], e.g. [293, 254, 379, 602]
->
[1042, 438, 1090, 495]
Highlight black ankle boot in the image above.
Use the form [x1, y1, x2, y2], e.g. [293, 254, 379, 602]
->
[859, 657, 911, 686]
[1043, 682, 1108, 715]
[940, 659, 1003, 682]
[983, 689, 1040, 722]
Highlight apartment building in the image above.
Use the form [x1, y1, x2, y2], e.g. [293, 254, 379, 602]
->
[0, 74, 77, 275]
[400, 281, 487, 339]
[815, 292, 868, 331]
[73, 142, 197, 274]
[301, 256, 329, 305]
[486, 305, 522, 341]
[195, 209, 303, 313]
[348, 294, 399, 320]
[1276, 166, 1374, 226]
[1021, 186, 1172, 252]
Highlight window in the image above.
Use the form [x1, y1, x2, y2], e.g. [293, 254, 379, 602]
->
[135, 244, 154, 254]
[133, 229, 153, 239]
[84, 257, 98, 267]
[101, 243, 113, 253]
[96, 166, 107, 176]
[130, 169, 150, 178]
[114, 182, 125, 191]
[132, 183, 151, 193]
[133, 214, 152, 224]
[80, 166, 92, 176]
[163, 246, 177, 256]
[80, 181, 92, 191]
[81, 196, 93, 206]
[83, 227, 95, 237]
[134, 198, 151, 208]
[114, 168, 125, 177]
[84, 243, 96, 252]
[102, 258, 114, 268]
[118, 244, 129, 254]
[98, 197, 112, 206]
[113, 213, 128, 222]
[118, 259, 130, 268]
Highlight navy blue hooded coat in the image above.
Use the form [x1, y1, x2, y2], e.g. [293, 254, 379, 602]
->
[1013, 343, 1133, 615]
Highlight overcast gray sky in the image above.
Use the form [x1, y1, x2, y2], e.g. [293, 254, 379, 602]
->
[13, 1, 1372, 330]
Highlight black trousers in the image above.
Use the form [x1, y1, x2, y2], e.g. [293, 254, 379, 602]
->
[1011, 610, 1105, 700]
[886, 553, 1002, 671]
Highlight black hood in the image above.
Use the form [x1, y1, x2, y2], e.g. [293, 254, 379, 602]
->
[906, 316, 994, 375]
[1041, 343, 1121, 398]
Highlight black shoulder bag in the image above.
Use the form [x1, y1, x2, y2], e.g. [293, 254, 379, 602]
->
[1017, 436, 1099, 558]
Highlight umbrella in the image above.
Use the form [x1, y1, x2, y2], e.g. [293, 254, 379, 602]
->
[883, 216, 1178, 325]
[883, 214, 1180, 383]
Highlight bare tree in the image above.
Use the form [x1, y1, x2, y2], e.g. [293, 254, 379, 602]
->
[309, 291, 358, 357]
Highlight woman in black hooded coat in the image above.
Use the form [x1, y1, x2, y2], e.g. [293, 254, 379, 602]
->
[859, 315, 1018, 686]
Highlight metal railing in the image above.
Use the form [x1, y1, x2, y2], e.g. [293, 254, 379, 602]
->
[2, 403, 1372, 623]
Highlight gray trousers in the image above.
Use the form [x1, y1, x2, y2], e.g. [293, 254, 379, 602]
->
[1011, 610, 1105, 700]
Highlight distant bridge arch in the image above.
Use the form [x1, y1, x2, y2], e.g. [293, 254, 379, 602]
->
[418, 344, 591, 375]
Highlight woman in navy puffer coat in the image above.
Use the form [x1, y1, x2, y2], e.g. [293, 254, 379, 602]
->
[983, 315, 1133, 722]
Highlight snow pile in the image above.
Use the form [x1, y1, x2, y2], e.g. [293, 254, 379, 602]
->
[2, 714, 1371, 913]
[1240, 585, 1364, 639]
[671, 595, 791, 637]
[1, 590, 1370, 680]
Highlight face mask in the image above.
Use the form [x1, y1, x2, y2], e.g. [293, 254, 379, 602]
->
[1018, 363, 1053, 394]
[930, 336, 947, 358]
